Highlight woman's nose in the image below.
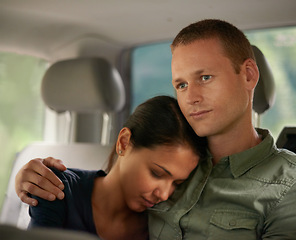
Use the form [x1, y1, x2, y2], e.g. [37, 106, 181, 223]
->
[153, 183, 175, 203]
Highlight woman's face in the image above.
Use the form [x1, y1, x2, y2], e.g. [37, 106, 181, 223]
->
[119, 144, 199, 212]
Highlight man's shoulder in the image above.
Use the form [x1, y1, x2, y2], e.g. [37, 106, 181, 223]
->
[249, 148, 296, 185]
[275, 148, 296, 164]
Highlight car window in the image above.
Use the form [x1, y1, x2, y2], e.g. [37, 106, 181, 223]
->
[245, 26, 296, 138]
[0, 52, 48, 209]
[131, 26, 296, 139]
[131, 41, 174, 112]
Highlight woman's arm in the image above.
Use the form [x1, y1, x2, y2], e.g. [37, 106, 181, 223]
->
[28, 192, 66, 228]
[15, 157, 67, 206]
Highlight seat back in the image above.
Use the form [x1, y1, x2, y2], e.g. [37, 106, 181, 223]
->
[0, 224, 99, 240]
[276, 127, 296, 153]
[0, 57, 125, 228]
[0, 143, 112, 229]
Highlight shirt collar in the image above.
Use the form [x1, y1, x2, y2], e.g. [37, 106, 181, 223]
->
[223, 128, 277, 178]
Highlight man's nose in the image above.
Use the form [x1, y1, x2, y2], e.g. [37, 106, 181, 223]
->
[186, 83, 202, 105]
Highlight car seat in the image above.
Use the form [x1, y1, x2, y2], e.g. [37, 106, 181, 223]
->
[0, 57, 125, 229]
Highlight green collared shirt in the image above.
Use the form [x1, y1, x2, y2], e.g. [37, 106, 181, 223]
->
[148, 129, 296, 239]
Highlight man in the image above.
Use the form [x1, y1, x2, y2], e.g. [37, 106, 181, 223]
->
[15, 19, 296, 239]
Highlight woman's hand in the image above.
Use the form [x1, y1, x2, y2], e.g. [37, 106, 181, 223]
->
[15, 157, 67, 206]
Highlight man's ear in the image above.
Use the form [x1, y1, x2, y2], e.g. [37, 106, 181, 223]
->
[116, 127, 132, 155]
[244, 58, 260, 90]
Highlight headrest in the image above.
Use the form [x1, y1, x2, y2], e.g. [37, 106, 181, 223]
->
[41, 58, 125, 113]
[276, 126, 296, 152]
[252, 45, 276, 114]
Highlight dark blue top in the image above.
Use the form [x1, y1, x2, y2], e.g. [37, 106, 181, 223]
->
[28, 168, 106, 236]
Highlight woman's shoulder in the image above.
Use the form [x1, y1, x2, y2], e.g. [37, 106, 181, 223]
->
[49, 168, 106, 198]
[50, 168, 106, 182]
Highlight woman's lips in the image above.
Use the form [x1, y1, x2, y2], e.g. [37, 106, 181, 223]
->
[143, 197, 156, 208]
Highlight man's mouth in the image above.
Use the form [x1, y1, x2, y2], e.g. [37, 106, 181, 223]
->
[190, 110, 211, 119]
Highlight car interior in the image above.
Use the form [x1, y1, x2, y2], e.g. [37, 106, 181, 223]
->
[0, 0, 295, 238]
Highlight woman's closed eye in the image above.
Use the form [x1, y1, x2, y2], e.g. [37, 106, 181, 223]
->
[173, 180, 185, 186]
[151, 169, 162, 178]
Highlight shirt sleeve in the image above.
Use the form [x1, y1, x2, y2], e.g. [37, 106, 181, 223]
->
[28, 168, 68, 229]
[28, 194, 66, 229]
[262, 182, 296, 239]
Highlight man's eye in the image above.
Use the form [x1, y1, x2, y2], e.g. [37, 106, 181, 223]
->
[201, 75, 212, 81]
[176, 83, 187, 90]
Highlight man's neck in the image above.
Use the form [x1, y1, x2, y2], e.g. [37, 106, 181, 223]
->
[208, 126, 262, 165]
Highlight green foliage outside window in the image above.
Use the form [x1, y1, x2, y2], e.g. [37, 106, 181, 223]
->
[246, 27, 296, 138]
[0, 52, 48, 209]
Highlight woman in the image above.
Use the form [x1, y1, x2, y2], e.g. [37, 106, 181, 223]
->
[16, 96, 207, 240]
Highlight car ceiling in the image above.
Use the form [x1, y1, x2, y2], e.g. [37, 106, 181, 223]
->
[1, 0, 296, 63]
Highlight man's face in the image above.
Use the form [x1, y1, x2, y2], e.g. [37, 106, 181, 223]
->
[171, 38, 251, 139]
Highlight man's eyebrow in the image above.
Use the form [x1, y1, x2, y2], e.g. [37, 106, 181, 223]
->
[172, 78, 185, 85]
[154, 163, 172, 176]
[172, 69, 205, 83]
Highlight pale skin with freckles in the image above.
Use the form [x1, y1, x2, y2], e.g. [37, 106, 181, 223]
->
[172, 38, 261, 164]
[91, 127, 199, 240]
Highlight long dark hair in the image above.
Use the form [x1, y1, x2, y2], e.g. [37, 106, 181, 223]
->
[107, 95, 207, 172]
